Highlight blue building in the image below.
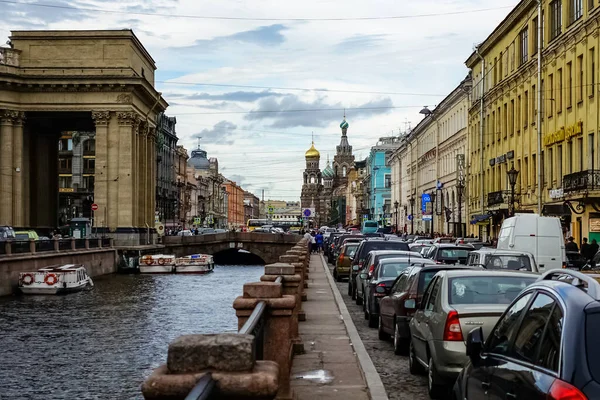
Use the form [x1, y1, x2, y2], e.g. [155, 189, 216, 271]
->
[365, 137, 400, 226]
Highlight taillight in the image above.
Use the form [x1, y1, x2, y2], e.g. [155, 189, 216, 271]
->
[339, 254, 344, 263]
[443, 311, 463, 342]
[374, 283, 387, 297]
[548, 379, 587, 400]
[562, 261, 567, 269]
[368, 264, 375, 274]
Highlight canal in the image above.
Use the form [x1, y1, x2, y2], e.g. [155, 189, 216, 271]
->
[0, 265, 264, 399]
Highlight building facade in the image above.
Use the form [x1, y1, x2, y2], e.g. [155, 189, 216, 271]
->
[466, 0, 600, 243]
[365, 137, 400, 227]
[0, 30, 167, 244]
[223, 180, 245, 229]
[243, 191, 260, 222]
[155, 112, 178, 226]
[300, 142, 324, 226]
[188, 147, 227, 228]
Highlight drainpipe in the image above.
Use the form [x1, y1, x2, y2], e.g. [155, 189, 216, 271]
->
[474, 46, 485, 217]
[536, 0, 543, 214]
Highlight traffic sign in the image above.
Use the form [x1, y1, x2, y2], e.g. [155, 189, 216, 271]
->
[423, 214, 433, 221]
[91, 203, 98, 211]
[303, 209, 312, 217]
[407, 215, 413, 221]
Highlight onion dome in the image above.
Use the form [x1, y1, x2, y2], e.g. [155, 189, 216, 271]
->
[305, 142, 320, 158]
[322, 161, 334, 178]
[340, 118, 349, 130]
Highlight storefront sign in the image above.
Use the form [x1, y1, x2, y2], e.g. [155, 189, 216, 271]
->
[544, 121, 583, 146]
[59, 188, 74, 193]
[590, 219, 600, 232]
[495, 154, 507, 164]
[506, 150, 515, 159]
[489, 158, 495, 166]
[549, 188, 564, 199]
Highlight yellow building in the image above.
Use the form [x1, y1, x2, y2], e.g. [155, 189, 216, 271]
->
[466, 0, 600, 243]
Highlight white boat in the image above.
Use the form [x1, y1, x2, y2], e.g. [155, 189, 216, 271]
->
[139, 254, 175, 274]
[18, 264, 94, 295]
[174, 254, 215, 274]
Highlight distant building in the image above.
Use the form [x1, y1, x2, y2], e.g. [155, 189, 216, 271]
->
[244, 191, 260, 222]
[155, 112, 178, 226]
[365, 137, 401, 226]
[188, 147, 227, 228]
[223, 180, 245, 229]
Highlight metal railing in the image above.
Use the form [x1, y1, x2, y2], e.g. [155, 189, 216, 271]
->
[184, 276, 281, 400]
[11, 241, 30, 254]
[563, 169, 600, 193]
[59, 239, 72, 251]
[35, 240, 54, 252]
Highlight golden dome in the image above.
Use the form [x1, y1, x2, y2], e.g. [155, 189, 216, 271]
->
[305, 142, 320, 158]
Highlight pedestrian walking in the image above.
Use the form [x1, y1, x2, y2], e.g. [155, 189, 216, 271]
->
[590, 239, 599, 259]
[315, 231, 324, 253]
[581, 237, 592, 260]
[566, 236, 579, 252]
[310, 231, 316, 253]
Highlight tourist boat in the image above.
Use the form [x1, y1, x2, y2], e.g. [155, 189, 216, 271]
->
[139, 254, 176, 274]
[18, 264, 94, 295]
[174, 254, 215, 274]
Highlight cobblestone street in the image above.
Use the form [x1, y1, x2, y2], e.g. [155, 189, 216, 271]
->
[328, 263, 429, 400]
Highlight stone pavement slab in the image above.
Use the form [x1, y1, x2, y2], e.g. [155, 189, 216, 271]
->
[290, 254, 388, 400]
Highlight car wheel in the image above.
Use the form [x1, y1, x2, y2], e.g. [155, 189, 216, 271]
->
[393, 321, 408, 355]
[427, 354, 446, 399]
[355, 290, 362, 305]
[409, 340, 425, 375]
[348, 281, 353, 297]
[333, 268, 337, 279]
[378, 316, 388, 339]
[364, 297, 369, 320]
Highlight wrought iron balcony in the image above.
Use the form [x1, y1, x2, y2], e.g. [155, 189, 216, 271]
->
[563, 170, 600, 193]
[487, 190, 505, 207]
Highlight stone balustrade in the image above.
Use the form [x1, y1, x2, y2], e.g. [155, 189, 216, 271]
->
[141, 239, 310, 400]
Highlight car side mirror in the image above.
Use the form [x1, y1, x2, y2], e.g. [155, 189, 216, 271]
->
[349, 257, 354, 262]
[466, 327, 484, 365]
[404, 299, 416, 309]
[359, 273, 368, 280]
[352, 265, 360, 271]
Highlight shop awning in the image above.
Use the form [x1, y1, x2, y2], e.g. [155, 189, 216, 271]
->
[470, 214, 491, 225]
[542, 204, 571, 216]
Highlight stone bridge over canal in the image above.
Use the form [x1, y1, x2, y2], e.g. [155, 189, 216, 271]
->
[162, 232, 301, 264]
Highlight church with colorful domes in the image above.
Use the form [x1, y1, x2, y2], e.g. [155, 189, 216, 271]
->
[300, 117, 355, 227]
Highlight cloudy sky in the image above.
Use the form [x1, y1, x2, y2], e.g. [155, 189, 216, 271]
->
[2, 0, 517, 200]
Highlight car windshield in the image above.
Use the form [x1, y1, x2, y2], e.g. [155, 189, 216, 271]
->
[364, 222, 378, 227]
[15, 234, 28, 240]
[448, 276, 536, 305]
[379, 262, 409, 277]
[439, 248, 471, 259]
[484, 255, 533, 271]
[345, 245, 358, 257]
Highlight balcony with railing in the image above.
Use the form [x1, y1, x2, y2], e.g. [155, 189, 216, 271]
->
[563, 170, 600, 193]
[487, 190, 505, 207]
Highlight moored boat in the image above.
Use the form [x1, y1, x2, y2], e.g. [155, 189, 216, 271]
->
[18, 264, 94, 295]
[174, 254, 215, 274]
[139, 254, 175, 274]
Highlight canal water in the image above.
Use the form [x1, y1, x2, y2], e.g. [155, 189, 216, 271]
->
[0, 265, 264, 399]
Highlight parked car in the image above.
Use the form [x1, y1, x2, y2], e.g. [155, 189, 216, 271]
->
[497, 214, 566, 271]
[14, 230, 39, 241]
[409, 243, 432, 255]
[361, 257, 418, 327]
[455, 238, 486, 249]
[466, 248, 539, 272]
[332, 234, 364, 264]
[348, 239, 410, 299]
[330, 233, 362, 263]
[325, 232, 344, 258]
[566, 251, 588, 270]
[333, 242, 359, 282]
[433, 237, 455, 244]
[361, 220, 379, 234]
[454, 269, 600, 400]
[409, 269, 537, 398]
[354, 248, 420, 303]
[423, 243, 474, 265]
[583, 250, 600, 271]
[378, 263, 469, 355]
[0, 226, 15, 241]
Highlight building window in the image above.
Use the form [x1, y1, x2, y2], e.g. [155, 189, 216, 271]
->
[567, 62, 573, 108]
[532, 154, 537, 187]
[510, 99, 515, 135]
[82, 176, 95, 190]
[517, 95, 521, 133]
[548, 147, 554, 185]
[532, 17, 539, 55]
[520, 27, 529, 65]
[548, 74, 554, 116]
[578, 54, 584, 103]
[590, 0, 595, 11]
[58, 158, 72, 171]
[567, 141, 573, 173]
[84, 158, 95, 170]
[557, 144, 563, 184]
[532, 84, 537, 122]
[578, 137, 584, 171]
[590, 48, 596, 97]
[384, 174, 391, 188]
[503, 103, 508, 138]
[558, 68, 563, 111]
[510, 42, 516, 71]
[570, 0, 583, 22]
[524, 90, 529, 126]
[524, 157, 529, 188]
[83, 139, 95, 153]
[58, 138, 73, 152]
[59, 176, 72, 189]
[589, 133, 595, 170]
[551, 0, 563, 40]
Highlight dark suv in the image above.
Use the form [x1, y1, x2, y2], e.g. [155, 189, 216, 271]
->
[348, 239, 410, 299]
[424, 243, 474, 265]
[454, 269, 600, 400]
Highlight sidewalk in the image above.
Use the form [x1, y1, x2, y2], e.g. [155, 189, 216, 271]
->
[290, 254, 388, 400]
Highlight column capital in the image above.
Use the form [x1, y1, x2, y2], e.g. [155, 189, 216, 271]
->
[0, 109, 22, 124]
[91, 110, 111, 126]
[116, 111, 141, 126]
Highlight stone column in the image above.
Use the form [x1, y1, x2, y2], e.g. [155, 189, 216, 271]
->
[92, 111, 111, 231]
[0, 110, 15, 225]
[148, 127, 157, 231]
[234, 282, 296, 400]
[116, 112, 137, 229]
[12, 112, 25, 227]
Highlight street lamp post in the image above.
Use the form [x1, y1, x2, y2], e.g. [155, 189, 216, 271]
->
[394, 200, 399, 234]
[430, 191, 436, 237]
[456, 182, 465, 238]
[382, 204, 387, 227]
[409, 197, 415, 235]
[507, 163, 520, 217]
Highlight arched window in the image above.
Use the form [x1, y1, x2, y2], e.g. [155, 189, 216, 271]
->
[310, 176, 315, 184]
[342, 166, 347, 177]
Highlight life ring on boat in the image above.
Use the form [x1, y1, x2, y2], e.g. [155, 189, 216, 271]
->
[144, 258, 154, 266]
[44, 273, 58, 286]
[21, 273, 35, 285]
[158, 258, 166, 265]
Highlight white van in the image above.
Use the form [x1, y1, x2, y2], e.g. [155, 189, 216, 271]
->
[497, 214, 566, 271]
